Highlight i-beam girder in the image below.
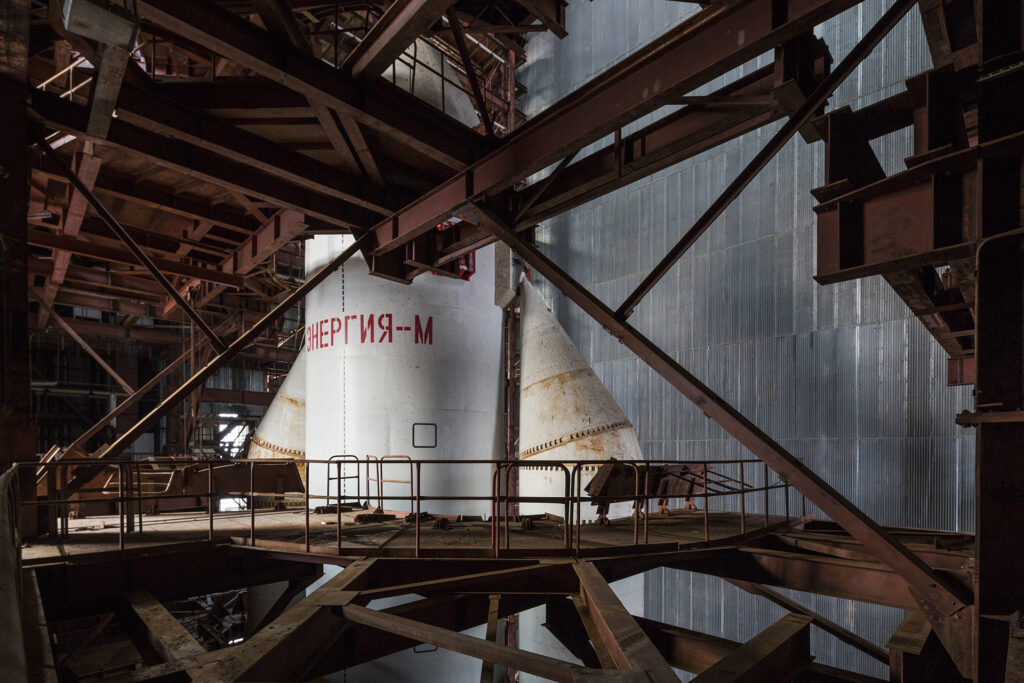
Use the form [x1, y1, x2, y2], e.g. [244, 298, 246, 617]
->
[112, 553, 883, 682]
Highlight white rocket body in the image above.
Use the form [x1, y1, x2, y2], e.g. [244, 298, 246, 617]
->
[515, 280, 645, 680]
[247, 348, 306, 473]
[517, 279, 643, 522]
[303, 235, 503, 517]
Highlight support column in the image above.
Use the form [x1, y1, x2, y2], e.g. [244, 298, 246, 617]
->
[972, 2, 1024, 678]
[0, 1, 35, 535]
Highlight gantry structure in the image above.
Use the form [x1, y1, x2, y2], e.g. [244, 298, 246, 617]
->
[0, 0, 1022, 681]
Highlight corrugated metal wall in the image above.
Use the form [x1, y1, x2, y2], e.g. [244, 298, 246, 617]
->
[519, 1, 974, 677]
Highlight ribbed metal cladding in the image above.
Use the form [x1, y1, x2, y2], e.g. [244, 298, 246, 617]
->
[519, 1, 973, 677]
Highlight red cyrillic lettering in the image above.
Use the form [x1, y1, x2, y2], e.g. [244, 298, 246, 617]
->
[414, 315, 433, 345]
[360, 314, 375, 343]
[330, 317, 342, 346]
[378, 313, 393, 343]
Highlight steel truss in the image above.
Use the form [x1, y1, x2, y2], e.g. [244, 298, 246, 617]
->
[6, 0, 1021, 679]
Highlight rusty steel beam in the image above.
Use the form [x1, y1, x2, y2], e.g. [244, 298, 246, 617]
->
[691, 614, 811, 682]
[614, 0, 919, 319]
[113, 84, 400, 215]
[136, 0, 484, 170]
[729, 580, 890, 664]
[345, 0, 456, 80]
[471, 203, 970, 624]
[516, 66, 778, 227]
[32, 162, 258, 234]
[27, 228, 244, 288]
[341, 603, 635, 683]
[573, 561, 679, 681]
[37, 149, 102, 327]
[161, 209, 307, 317]
[446, 9, 494, 137]
[633, 614, 737, 675]
[86, 43, 130, 138]
[251, 0, 385, 184]
[35, 135, 229, 354]
[368, 0, 862, 257]
[30, 88, 374, 230]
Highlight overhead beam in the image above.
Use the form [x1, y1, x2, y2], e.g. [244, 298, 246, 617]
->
[30, 87, 374, 229]
[113, 84, 400, 215]
[471, 203, 970, 626]
[446, 9, 494, 137]
[27, 230, 245, 287]
[368, 0, 863, 256]
[691, 614, 811, 683]
[516, 66, 779, 227]
[514, 0, 566, 38]
[543, 598, 604, 668]
[161, 209, 306, 317]
[38, 148, 102, 327]
[122, 589, 206, 663]
[136, 0, 485, 169]
[251, 0, 385, 183]
[573, 561, 679, 681]
[86, 44, 130, 138]
[200, 388, 275, 406]
[36, 136, 229, 353]
[345, 0, 456, 80]
[32, 163, 258, 234]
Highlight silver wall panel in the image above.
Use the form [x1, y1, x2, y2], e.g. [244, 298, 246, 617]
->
[519, 0, 974, 677]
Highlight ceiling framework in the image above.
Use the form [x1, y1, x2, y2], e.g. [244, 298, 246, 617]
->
[4, 0, 1023, 680]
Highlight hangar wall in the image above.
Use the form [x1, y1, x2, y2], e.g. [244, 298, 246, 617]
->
[519, 0, 974, 677]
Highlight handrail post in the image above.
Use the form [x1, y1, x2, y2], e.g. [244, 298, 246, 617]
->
[208, 463, 214, 544]
[739, 462, 746, 535]
[563, 464, 571, 551]
[118, 464, 125, 551]
[784, 480, 790, 524]
[337, 461, 342, 555]
[703, 461, 709, 543]
[136, 463, 143, 533]
[643, 468, 649, 544]
[304, 461, 310, 552]
[763, 462, 769, 529]
[415, 462, 421, 558]
[631, 463, 640, 545]
[249, 461, 255, 545]
[575, 465, 582, 556]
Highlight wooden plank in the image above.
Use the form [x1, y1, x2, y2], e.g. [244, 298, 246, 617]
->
[481, 595, 500, 683]
[124, 589, 206, 663]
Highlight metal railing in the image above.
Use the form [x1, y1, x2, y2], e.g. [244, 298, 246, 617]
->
[1, 465, 27, 680]
[19, 457, 803, 559]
